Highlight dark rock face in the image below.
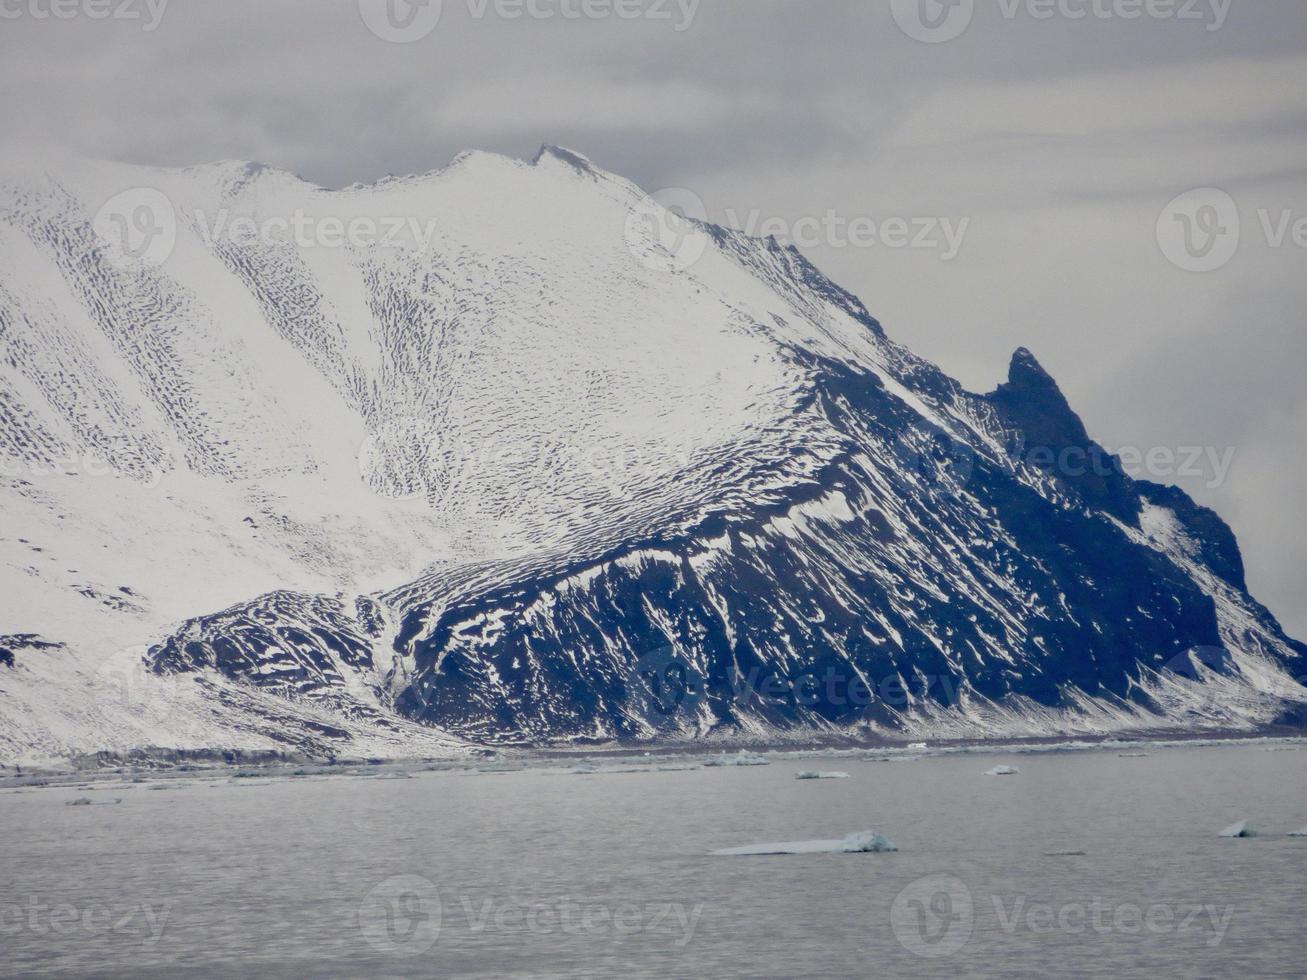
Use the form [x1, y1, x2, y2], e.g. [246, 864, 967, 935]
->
[141, 258, 1306, 745]
[147, 337, 1305, 744]
[1137, 481, 1246, 591]
[386, 356, 1238, 741]
[987, 348, 1141, 524]
[0, 634, 64, 668]
[150, 593, 403, 728]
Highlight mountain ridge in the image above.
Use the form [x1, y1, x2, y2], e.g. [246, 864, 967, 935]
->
[0, 147, 1303, 761]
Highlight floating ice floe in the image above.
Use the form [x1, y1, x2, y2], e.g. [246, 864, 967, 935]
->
[1287, 826, 1307, 837]
[795, 771, 849, 780]
[569, 762, 702, 775]
[713, 830, 897, 856]
[703, 753, 769, 767]
[906, 742, 928, 750]
[1218, 820, 1255, 838]
[984, 765, 1020, 776]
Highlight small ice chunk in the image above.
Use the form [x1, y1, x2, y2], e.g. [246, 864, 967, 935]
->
[1288, 826, 1307, 837]
[906, 742, 927, 750]
[712, 830, 896, 856]
[840, 831, 897, 852]
[984, 765, 1020, 776]
[795, 771, 849, 780]
[1218, 820, 1255, 838]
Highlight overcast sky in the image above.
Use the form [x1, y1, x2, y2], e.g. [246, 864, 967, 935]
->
[2, 0, 1305, 634]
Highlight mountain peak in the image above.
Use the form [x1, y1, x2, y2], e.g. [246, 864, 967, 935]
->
[1007, 346, 1057, 389]
[988, 344, 1141, 522]
[532, 144, 596, 173]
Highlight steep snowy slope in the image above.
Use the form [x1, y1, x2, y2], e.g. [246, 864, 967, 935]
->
[1, 146, 1303, 760]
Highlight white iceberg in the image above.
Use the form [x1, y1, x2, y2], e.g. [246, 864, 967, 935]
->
[906, 742, 928, 750]
[713, 830, 897, 856]
[1218, 820, 1255, 838]
[1288, 826, 1307, 837]
[984, 765, 1020, 776]
[795, 770, 849, 780]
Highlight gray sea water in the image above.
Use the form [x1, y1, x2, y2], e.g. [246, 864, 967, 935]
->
[2, 742, 1305, 978]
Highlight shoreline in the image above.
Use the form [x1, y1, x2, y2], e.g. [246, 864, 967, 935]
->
[2, 726, 1303, 789]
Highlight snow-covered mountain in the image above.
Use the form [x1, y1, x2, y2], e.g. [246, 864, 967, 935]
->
[2, 146, 1304, 762]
